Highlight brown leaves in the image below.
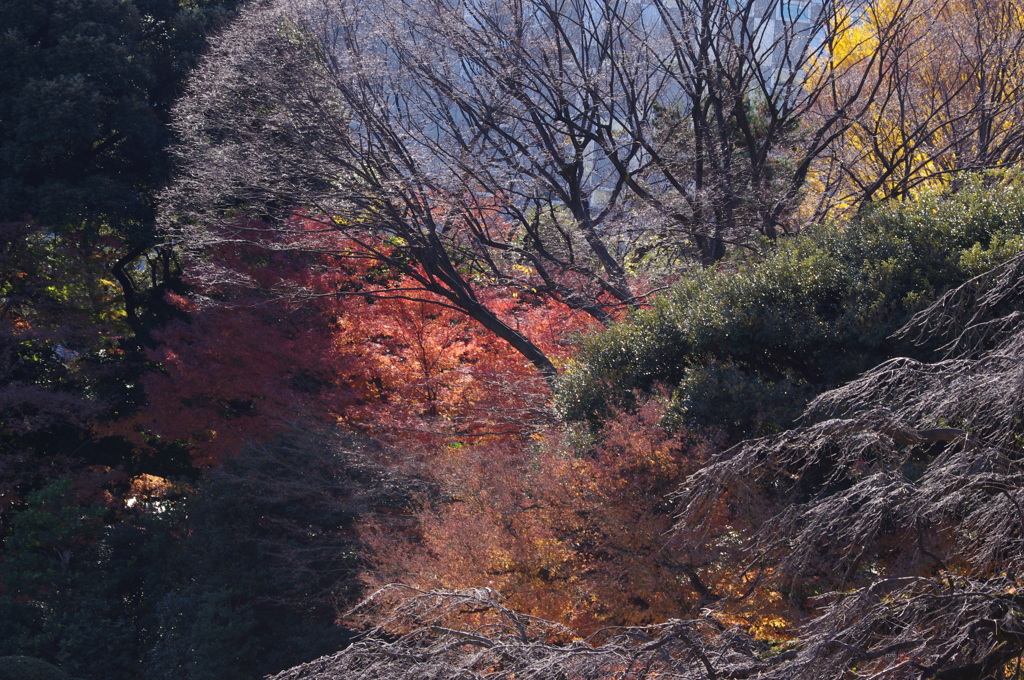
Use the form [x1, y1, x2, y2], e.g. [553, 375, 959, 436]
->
[360, 400, 715, 632]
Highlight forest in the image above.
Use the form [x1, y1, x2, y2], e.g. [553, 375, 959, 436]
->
[3, 0, 1024, 678]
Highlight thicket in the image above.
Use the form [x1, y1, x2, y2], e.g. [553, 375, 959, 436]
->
[0, 428, 411, 680]
[558, 175, 1024, 438]
[0, 0, 243, 536]
[4, 0, 1024, 677]
[270, 194, 1024, 680]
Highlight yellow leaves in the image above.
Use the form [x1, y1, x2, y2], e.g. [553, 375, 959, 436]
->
[705, 574, 798, 642]
[103, 307, 128, 321]
[805, 0, 1024, 216]
[749, 614, 792, 640]
[804, 2, 878, 91]
[827, 4, 879, 69]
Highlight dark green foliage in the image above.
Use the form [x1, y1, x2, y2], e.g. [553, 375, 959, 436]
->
[0, 480, 175, 679]
[0, 656, 70, 680]
[663, 362, 814, 437]
[0, 427, 414, 679]
[0, 0, 242, 234]
[0, 16, 246, 669]
[0, 0, 244, 423]
[146, 428, 412, 680]
[0, 0, 242, 593]
[146, 588, 261, 680]
[0, 480, 103, 596]
[557, 176, 1024, 438]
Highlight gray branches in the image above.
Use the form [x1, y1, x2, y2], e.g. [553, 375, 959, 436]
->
[269, 585, 783, 680]
[165, 0, 925, 374]
[669, 252, 1024, 678]
[164, 0, 1024, 375]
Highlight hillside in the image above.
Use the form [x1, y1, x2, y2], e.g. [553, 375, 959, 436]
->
[3, 0, 1024, 678]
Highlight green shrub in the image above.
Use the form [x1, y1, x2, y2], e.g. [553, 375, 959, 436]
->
[557, 174, 1024, 438]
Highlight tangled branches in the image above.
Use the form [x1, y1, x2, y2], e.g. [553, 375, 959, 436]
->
[270, 585, 790, 680]
[671, 252, 1024, 678]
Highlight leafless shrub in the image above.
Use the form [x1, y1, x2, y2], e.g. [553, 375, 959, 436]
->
[671, 252, 1024, 678]
[269, 585, 791, 680]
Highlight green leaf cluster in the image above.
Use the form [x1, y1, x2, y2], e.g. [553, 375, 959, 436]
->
[557, 175, 1024, 438]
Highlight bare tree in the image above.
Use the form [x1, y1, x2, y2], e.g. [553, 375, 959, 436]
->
[601, 0, 849, 261]
[166, 0, 654, 378]
[166, 0, 928, 374]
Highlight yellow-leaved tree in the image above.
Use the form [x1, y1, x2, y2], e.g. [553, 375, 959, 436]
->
[805, 0, 1024, 218]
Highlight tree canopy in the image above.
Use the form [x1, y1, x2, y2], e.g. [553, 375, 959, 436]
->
[5, 0, 1024, 677]
[267, 237, 1024, 680]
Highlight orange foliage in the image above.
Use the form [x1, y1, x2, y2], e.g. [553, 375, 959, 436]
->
[360, 400, 717, 633]
[119, 214, 752, 633]
[336, 285, 593, 443]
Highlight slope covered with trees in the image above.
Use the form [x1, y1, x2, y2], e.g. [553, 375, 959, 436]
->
[3, 0, 1024, 678]
[270, 226, 1024, 680]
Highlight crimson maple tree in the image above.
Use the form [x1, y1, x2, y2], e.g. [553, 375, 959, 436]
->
[122, 222, 596, 464]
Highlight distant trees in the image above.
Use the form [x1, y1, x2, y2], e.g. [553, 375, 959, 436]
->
[169, 0, 948, 374]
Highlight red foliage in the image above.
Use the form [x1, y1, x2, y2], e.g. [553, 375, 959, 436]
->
[111, 231, 363, 464]
[121, 294, 363, 466]
[123, 215, 734, 632]
[337, 285, 593, 444]
[123, 222, 595, 464]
